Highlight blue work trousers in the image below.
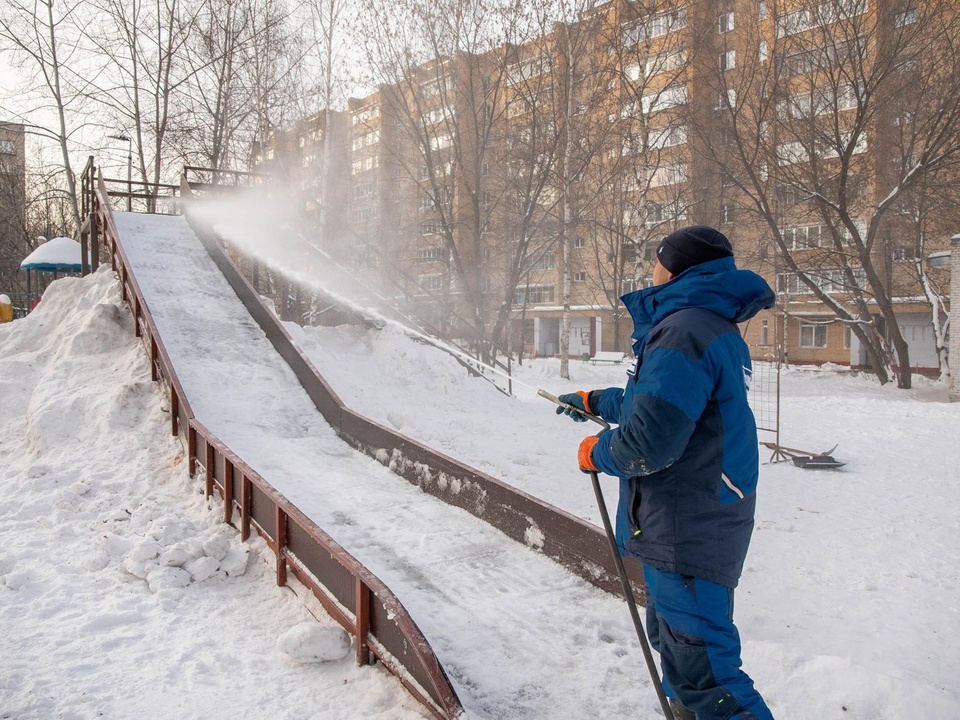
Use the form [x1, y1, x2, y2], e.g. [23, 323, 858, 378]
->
[643, 567, 773, 720]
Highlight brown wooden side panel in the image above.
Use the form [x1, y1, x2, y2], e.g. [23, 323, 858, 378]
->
[249, 482, 277, 541]
[286, 523, 357, 614]
[338, 409, 647, 602]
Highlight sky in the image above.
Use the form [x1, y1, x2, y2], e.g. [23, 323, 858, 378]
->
[1, 212, 959, 719]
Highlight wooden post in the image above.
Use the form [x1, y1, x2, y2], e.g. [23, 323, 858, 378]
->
[90, 212, 99, 273]
[223, 458, 234, 524]
[240, 475, 251, 541]
[80, 231, 90, 277]
[150, 338, 158, 381]
[134, 296, 142, 337]
[187, 425, 197, 478]
[275, 507, 287, 586]
[109, 220, 117, 271]
[170, 391, 179, 436]
[355, 579, 371, 665]
[205, 442, 214, 499]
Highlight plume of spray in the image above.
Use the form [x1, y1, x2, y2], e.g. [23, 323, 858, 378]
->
[185, 187, 542, 395]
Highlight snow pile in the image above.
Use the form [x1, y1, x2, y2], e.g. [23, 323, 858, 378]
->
[278, 623, 351, 663]
[0, 270, 429, 720]
[115, 518, 250, 595]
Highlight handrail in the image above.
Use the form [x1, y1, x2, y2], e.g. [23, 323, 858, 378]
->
[95, 177, 464, 720]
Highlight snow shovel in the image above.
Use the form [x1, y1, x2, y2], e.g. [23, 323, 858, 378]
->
[539, 390, 674, 719]
[760, 441, 845, 469]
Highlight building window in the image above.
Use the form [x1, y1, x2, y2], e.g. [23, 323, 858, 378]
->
[760, 318, 769, 345]
[350, 155, 378, 175]
[649, 124, 687, 149]
[844, 324, 852, 349]
[574, 237, 585, 248]
[799, 321, 828, 348]
[895, 8, 917, 26]
[759, 1, 767, 20]
[350, 206, 378, 223]
[514, 285, 554, 304]
[784, 223, 826, 249]
[645, 201, 688, 229]
[891, 246, 918, 262]
[642, 85, 687, 114]
[418, 247, 442, 262]
[419, 274, 445, 291]
[778, 268, 867, 295]
[645, 49, 687, 78]
[719, 11, 735, 33]
[574, 271, 586, 282]
[528, 253, 555, 271]
[353, 182, 377, 200]
[650, 7, 687, 38]
[721, 203, 736, 223]
[0, 140, 14, 154]
[419, 221, 440, 236]
[649, 163, 687, 187]
[717, 88, 737, 109]
[778, 184, 810, 208]
[759, 40, 769, 63]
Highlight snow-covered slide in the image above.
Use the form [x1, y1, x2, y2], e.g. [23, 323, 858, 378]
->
[96, 193, 662, 718]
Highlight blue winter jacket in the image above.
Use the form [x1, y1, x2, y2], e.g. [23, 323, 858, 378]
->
[588, 257, 775, 588]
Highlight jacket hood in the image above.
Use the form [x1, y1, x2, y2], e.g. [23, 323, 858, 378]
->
[623, 257, 775, 343]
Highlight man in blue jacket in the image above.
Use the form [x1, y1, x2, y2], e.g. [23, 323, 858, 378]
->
[558, 226, 775, 720]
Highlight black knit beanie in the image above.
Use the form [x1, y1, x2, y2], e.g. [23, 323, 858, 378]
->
[656, 225, 734, 276]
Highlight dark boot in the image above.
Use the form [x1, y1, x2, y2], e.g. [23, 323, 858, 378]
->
[670, 698, 696, 720]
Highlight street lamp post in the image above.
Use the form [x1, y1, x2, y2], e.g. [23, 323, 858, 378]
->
[108, 133, 132, 211]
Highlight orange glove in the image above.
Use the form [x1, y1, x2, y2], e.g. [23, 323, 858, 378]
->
[578, 436, 599, 473]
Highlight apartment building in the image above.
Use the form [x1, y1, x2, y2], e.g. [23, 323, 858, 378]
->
[262, 0, 956, 377]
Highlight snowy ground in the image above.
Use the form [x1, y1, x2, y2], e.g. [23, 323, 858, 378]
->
[2, 268, 958, 719]
[295, 323, 960, 719]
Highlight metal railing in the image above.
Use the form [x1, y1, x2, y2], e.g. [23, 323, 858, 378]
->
[183, 165, 271, 194]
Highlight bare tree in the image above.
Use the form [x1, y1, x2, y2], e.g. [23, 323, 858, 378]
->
[358, 0, 515, 357]
[579, 0, 696, 352]
[546, 1, 632, 377]
[0, 0, 89, 233]
[177, 0, 295, 171]
[689, 0, 960, 387]
[82, 0, 199, 204]
[303, 0, 350, 246]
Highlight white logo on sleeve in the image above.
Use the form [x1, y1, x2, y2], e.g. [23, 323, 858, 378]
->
[743, 366, 753, 392]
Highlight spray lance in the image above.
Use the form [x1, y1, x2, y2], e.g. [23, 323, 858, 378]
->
[538, 389, 674, 720]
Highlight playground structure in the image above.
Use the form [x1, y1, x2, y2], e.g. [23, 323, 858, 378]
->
[80, 158, 647, 719]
